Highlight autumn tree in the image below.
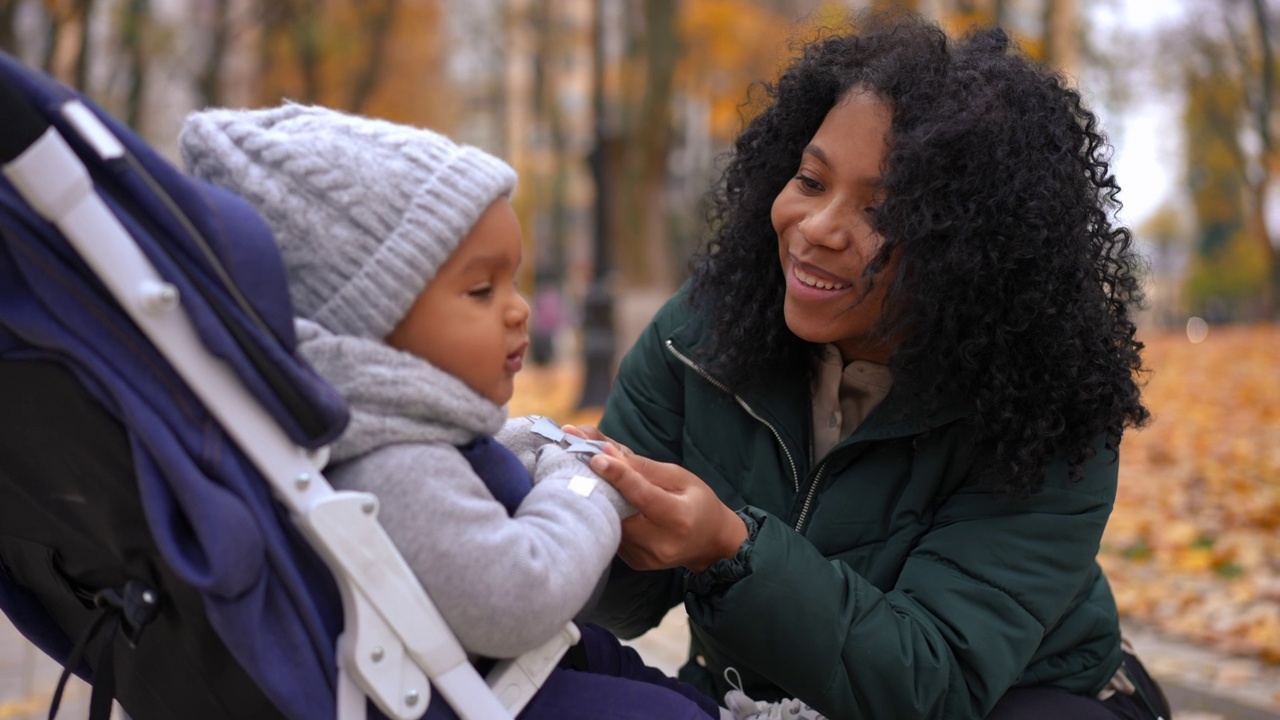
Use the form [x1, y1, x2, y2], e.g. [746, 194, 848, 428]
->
[192, 0, 233, 109]
[255, 0, 451, 126]
[115, 0, 149, 129]
[926, 0, 1081, 71]
[1, 0, 169, 138]
[1163, 0, 1279, 319]
[598, 0, 681, 291]
[521, 0, 589, 364]
[3, 0, 99, 88]
[0, 1, 18, 55]
[675, 0, 795, 144]
[1139, 204, 1194, 327]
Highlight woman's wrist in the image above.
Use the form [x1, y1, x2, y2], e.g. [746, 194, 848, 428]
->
[685, 509, 760, 595]
[687, 506, 749, 573]
[717, 507, 751, 561]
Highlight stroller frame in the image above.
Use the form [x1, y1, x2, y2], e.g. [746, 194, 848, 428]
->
[0, 58, 574, 720]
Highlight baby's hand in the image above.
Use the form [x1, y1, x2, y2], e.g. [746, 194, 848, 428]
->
[533, 443, 638, 520]
[532, 417, 612, 456]
[495, 415, 548, 473]
[498, 415, 610, 473]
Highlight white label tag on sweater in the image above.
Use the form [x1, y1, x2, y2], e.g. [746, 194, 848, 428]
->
[567, 474, 598, 498]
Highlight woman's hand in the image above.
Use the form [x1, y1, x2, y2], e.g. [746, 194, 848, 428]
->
[564, 426, 747, 573]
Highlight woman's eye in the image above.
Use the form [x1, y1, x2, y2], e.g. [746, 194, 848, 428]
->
[865, 206, 881, 219]
[794, 174, 822, 191]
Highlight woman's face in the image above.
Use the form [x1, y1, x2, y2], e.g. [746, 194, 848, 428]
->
[772, 90, 898, 364]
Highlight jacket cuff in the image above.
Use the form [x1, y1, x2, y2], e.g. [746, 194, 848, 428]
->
[685, 508, 761, 597]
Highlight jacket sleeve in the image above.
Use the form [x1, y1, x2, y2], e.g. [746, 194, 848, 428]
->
[587, 296, 691, 637]
[685, 440, 1119, 720]
[328, 441, 624, 659]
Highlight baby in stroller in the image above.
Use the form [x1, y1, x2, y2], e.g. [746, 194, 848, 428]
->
[178, 103, 727, 720]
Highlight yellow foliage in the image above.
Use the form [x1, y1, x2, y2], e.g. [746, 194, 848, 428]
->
[1185, 230, 1273, 307]
[675, 0, 796, 140]
[1102, 323, 1280, 665]
[255, 0, 453, 129]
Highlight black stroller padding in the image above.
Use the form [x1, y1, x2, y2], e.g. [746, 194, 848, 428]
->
[0, 359, 286, 719]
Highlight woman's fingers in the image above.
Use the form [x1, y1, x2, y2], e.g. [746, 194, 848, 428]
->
[561, 424, 633, 457]
[590, 452, 676, 517]
[561, 423, 604, 441]
[589, 451, 746, 572]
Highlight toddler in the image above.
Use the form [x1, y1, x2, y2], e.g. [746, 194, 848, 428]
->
[179, 103, 725, 719]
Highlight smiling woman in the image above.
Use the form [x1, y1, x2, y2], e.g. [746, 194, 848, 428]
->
[772, 90, 897, 365]
[577, 9, 1167, 720]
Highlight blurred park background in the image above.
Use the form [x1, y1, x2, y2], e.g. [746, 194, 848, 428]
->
[1, 0, 1278, 716]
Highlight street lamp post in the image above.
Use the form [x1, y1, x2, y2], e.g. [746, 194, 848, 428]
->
[578, 0, 615, 409]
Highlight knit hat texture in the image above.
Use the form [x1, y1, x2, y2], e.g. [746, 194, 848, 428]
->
[178, 103, 517, 340]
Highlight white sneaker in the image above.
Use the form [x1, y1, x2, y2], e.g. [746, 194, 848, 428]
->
[720, 667, 826, 720]
[723, 689, 826, 720]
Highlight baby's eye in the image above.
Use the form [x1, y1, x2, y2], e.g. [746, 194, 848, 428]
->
[468, 283, 495, 299]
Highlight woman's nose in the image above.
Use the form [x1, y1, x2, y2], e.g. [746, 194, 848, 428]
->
[798, 201, 855, 250]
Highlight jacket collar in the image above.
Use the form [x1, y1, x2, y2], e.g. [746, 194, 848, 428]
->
[666, 305, 972, 447]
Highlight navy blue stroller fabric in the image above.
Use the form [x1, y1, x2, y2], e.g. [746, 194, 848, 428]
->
[0, 51, 351, 719]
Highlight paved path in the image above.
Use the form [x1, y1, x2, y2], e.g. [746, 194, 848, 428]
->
[0, 613, 97, 719]
[2, 607, 1276, 719]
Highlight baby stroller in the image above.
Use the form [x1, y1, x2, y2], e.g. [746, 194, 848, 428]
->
[0, 52, 575, 720]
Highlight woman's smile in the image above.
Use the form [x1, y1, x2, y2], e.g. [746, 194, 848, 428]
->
[790, 257, 852, 292]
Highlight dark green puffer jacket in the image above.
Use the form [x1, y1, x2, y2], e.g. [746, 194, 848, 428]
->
[590, 290, 1124, 720]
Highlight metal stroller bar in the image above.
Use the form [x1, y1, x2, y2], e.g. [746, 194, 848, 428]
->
[0, 71, 573, 720]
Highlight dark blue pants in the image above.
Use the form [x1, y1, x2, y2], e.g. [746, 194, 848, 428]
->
[985, 652, 1171, 720]
[427, 623, 720, 719]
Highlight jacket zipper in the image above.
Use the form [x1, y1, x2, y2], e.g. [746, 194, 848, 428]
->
[663, 340, 808, 517]
[794, 461, 828, 533]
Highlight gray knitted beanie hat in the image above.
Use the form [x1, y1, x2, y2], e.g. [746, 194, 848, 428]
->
[178, 103, 517, 340]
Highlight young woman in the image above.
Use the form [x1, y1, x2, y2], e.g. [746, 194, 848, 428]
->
[575, 11, 1170, 720]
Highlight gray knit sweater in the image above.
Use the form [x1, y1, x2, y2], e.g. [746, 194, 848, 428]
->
[295, 319, 629, 658]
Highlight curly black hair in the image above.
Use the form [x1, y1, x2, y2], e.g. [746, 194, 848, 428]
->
[688, 11, 1149, 496]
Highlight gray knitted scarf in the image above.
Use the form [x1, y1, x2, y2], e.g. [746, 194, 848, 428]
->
[293, 318, 506, 463]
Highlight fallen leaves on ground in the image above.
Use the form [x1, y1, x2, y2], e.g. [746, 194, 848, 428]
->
[1100, 323, 1280, 666]
[511, 324, 1280, 667]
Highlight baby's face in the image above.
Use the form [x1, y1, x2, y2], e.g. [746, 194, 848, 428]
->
[385, 197, 530, 406]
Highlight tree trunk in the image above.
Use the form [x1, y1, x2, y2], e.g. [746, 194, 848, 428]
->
[347, 0, 397, 113]
[616, 0, 678, 290]
[120, 0, 148, 131]
[1041, 0, 1078, 72]
[295, 0, 321, 104]
[72, 0, 94, 90]
[41, 3, 59, 74]
[0, 0, 18, 55]
[1247, 0, 1279, 315]
[196, 0, 232, 108]
[579, 0, 617, 408]
[1247, 180, 1279, 315]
